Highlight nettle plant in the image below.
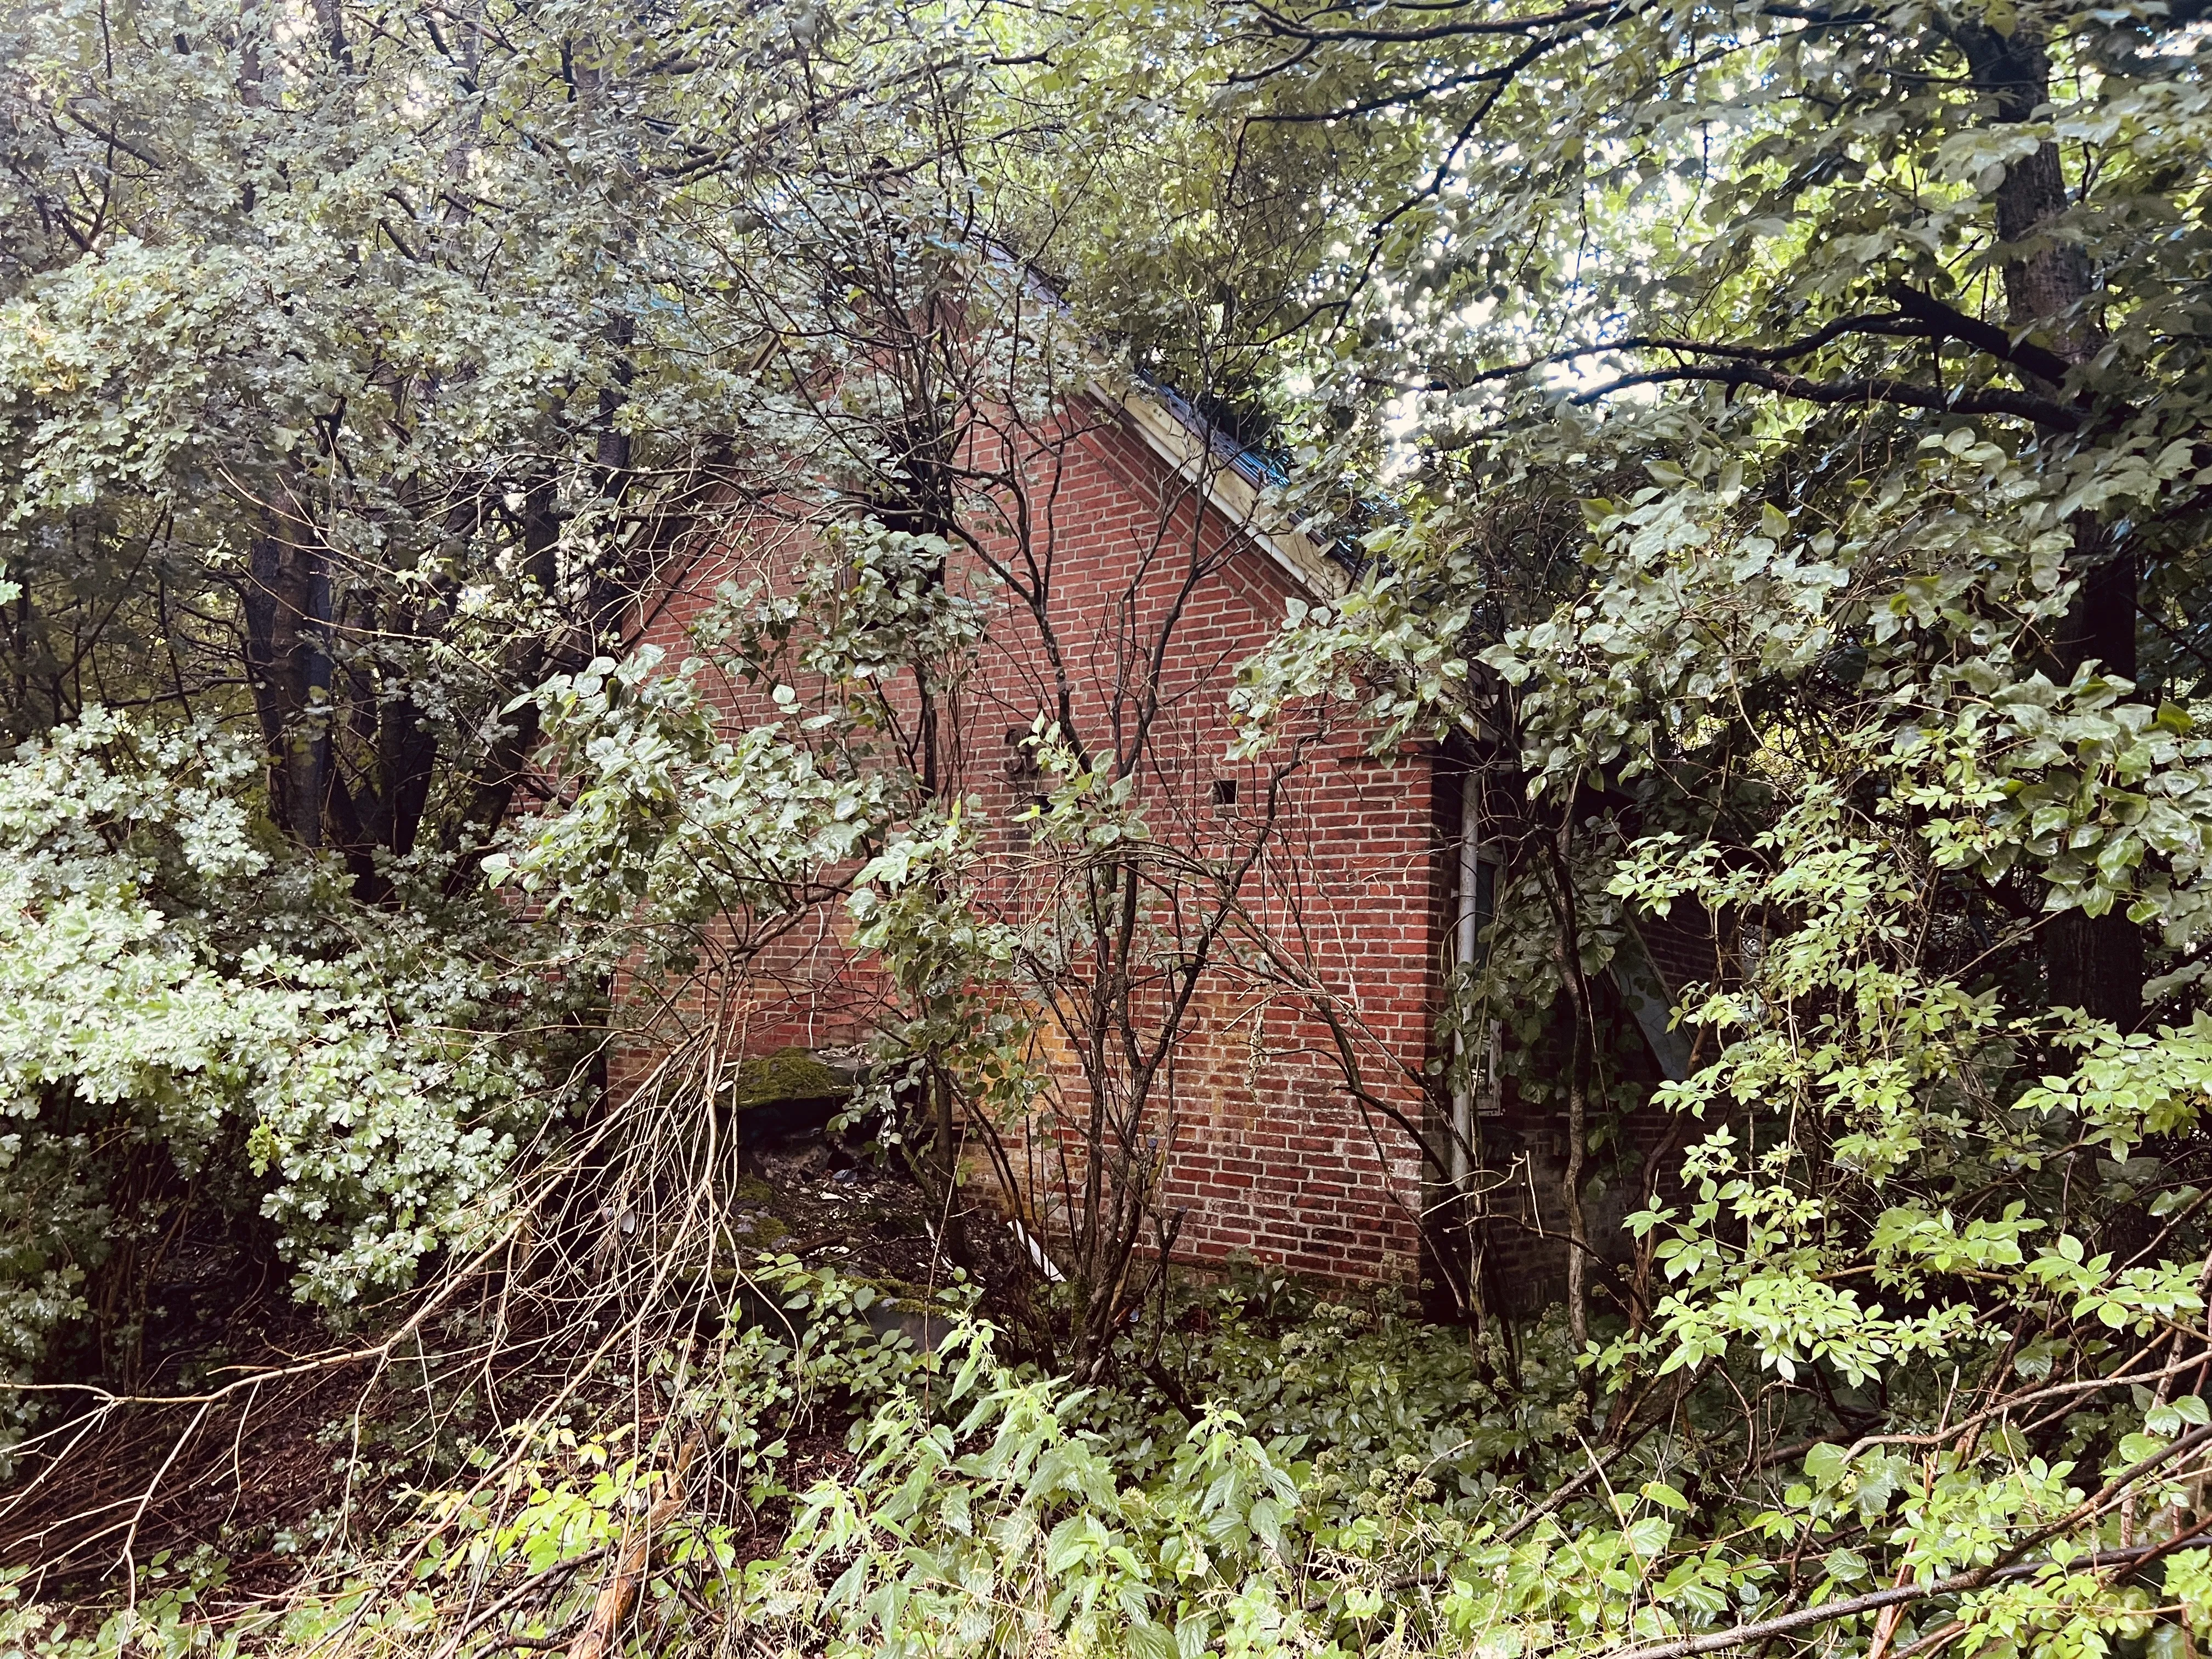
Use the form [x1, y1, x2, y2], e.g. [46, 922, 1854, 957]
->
[0, 709, 595, 1416]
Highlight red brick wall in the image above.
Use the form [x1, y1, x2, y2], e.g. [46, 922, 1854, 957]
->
[626, 396, 1442, 1285]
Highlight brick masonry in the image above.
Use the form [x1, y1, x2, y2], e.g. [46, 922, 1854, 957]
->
[623, 393, 1443, 1285]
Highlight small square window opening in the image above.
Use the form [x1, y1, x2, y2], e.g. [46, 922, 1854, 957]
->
[1210, 778, 1238, 806]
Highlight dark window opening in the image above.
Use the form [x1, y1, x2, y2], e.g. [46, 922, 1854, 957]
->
[1210, 777, 1238, 806]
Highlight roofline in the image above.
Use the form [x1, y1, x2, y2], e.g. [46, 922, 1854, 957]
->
[622, 368, 1355, 657]
[1098, 379, 1350, 603]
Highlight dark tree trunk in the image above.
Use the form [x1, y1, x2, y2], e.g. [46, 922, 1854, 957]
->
[1961, 22, 2146, 1026]
[597, 315, 635, 486]
[1966, 28, 2097, 363]
[2044, 905, 2143, 1026]
[449, 481, 564, 860]
[2047, 529, 2144, 1024]
[245, 531, 330, 849]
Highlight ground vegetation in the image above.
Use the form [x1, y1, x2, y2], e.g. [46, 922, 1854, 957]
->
[4, 0, 2212, 1650]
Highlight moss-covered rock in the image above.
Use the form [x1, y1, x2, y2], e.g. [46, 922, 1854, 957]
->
[732, 1046, 851, 1110]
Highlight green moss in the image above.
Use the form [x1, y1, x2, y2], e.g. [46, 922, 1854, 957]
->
[736, 1211, 791, 1246]
[732, 1046, 850, 1110]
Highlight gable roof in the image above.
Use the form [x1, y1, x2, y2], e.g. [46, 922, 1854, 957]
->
[1101, 378, 1351, 603]
[979, 240, 1357, 603]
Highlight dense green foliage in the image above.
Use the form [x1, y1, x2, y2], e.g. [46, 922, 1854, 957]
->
[1216, 0, 2212, 1648]
[0, 705, 597, 1424]
[6, 0, 2212, 1647]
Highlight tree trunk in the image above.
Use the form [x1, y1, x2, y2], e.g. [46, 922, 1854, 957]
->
[1961, 22, 2145, 1026]
[1561, 1018, 1590, 1356]
[245, 529, 331, 849]
[1547, 787, 1593, 1357]
[2048, 527, 2144, 1024]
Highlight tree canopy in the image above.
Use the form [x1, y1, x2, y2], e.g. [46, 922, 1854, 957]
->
[5, 0, 2212, 1650]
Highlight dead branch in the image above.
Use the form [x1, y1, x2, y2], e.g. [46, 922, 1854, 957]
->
[568, 1433, 704, 1659]
[427, 1547, 611, 1659]
[1584, 1425, 2212, 1659]
[1564, 363, 2081, 429]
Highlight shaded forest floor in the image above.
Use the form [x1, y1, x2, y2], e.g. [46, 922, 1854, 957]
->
[0, 1109, 1031, 1620]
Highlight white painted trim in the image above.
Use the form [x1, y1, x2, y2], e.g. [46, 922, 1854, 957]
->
[1096, 381, 1351, 601]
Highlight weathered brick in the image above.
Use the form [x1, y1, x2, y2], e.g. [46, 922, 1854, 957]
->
[624, 394, 1446, 1285]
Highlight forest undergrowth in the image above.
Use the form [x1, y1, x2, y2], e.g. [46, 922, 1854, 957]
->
[0, 1228, 1596, 1659]
[11, 0, 2212, 1643]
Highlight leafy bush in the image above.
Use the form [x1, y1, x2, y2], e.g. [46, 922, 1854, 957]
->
[753, 1276, 1584, 1658]
[134, 1267, 1579, 1659]
[0, 710, 594, 1421]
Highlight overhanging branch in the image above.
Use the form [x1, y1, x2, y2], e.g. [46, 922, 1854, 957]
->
[1567, 363, 2081, 430]
[1883, 282, 2079, 390]
[1437, 289, 2095, 422]
[1237, 0, 1876, 47]
[1242, 0, 1617, 44]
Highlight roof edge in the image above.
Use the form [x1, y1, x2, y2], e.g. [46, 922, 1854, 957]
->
[1098, 380, 1351, 603]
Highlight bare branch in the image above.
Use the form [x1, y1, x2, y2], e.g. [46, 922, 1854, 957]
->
[1242, 0, 1620, 45]
[1587, 1424, 2212, 1659]
[1567, 363, 2082, 430]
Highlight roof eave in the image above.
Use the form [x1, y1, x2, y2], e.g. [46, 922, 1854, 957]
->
[1099, 380, 1350, 603]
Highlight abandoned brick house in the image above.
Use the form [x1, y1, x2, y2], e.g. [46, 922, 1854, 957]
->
[625, 372, 1710, 1307]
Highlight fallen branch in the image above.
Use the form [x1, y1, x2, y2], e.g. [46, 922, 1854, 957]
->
[568, 1432, 703, 1659]
[428, 1546, 610, 1659]
[1590, 1542, 2177, 1659]
[1566, 1427, 2212, 1659]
